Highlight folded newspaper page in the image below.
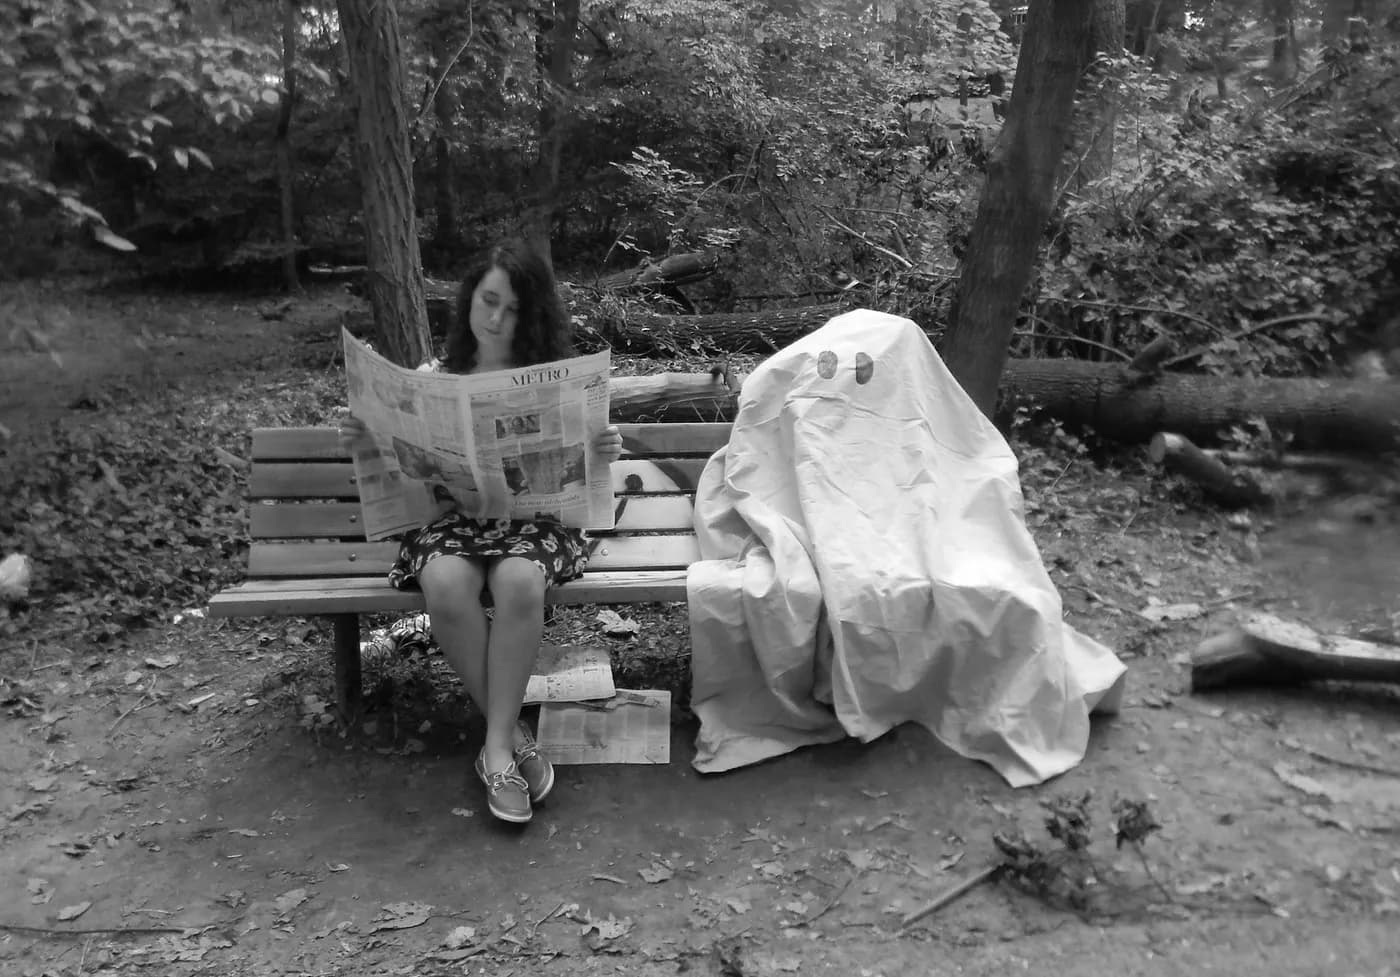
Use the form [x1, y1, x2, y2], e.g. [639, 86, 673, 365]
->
[523, 644, 616, 704]
[537, 690, 672, 765]
[342, 328, 614, 539]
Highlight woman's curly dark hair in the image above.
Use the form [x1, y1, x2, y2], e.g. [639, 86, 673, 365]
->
[443, 239, 574, 372]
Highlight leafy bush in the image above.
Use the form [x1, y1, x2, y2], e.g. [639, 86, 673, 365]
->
[1033, 40, 1400, 376]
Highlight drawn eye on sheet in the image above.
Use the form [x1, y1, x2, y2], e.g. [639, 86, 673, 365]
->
[814, 349, 876, 385]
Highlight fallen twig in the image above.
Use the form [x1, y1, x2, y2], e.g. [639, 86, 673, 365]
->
[900, 864, 1002, 930]
[0, 922, 187, 937]
[1062, 582, 1152, 621]
[527, 901, 568, 940]
[108, 693, 155, 733]
[1294, 744, 1400, 779]
[795, 873, 858, 927]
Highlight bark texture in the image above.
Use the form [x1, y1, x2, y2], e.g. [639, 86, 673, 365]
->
[999, 358, 1400, 451]
[940, 0, 1096, 415]
[337, 0, 432, 367]
[525, 0, 581, 265]
[276, 0, 299, 292]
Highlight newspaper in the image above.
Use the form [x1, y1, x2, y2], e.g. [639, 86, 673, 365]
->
[523, 644, 616, 704]
[342, 328, 614, 539]
[536, 690, 672, 765]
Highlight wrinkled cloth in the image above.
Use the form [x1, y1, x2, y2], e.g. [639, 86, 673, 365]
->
[686, 310, 1126, 787]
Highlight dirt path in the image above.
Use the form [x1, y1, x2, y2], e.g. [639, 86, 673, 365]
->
[2, 282, 1399, 976]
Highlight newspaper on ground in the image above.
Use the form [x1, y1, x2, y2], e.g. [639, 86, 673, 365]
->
[536, 690, 671, 765]
[341, 328, 614, 539]
[523, 644, 616, 704]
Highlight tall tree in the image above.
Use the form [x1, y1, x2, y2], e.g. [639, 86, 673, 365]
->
[337, 0, 432, 367]
[1265, 0, 1299, 81]
[940, 0, 1098, 416]
[525, 0, 581, 267]
[1075, 0, 1124, 186]
[429, 32, 462, 258]
[276, 0, 300, 291]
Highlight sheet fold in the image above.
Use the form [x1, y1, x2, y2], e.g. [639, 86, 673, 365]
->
[686, 310, 1126, 786]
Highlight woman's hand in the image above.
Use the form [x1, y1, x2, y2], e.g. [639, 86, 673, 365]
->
[593, 425, 624, 463]
[337, 412, 371, 453]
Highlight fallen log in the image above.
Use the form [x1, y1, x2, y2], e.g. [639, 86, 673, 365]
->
[609, 371, 741, 422]
[1148, 432, 1270, 507]
[593, 251, 720, 291]
[1192, 613, 1400, 691]
[609, 363, 1400, 455]
[602, 303, 844, 355]
[1000, 358, 1400, 453]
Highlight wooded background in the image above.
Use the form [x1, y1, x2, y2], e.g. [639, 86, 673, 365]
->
[5, 0, 1399, 440]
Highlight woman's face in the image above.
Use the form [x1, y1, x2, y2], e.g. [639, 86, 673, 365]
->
[469, 266, 519, 365]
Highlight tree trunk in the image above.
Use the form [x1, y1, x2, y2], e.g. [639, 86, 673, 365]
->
[608, 361, 1400, 453]
[1265, 0, 1299, 82]
[1148, 432, 1270, 507]
[1193, 613, 1400, 691]
[1075, 0, 1125, 186]
[940, 0, 1096, 416]
[998, 358, 1400, 452]
[275, 0, 299, 292]
[610, 372, 742, 422]
[336, 0, 432, 368]
[430, 33, 461, 257]
[525, 0, 581, 266]
[1321, 0, 1352, 41]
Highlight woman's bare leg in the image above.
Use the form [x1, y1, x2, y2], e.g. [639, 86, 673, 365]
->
[479, 557, 547, 772]
[417, 556, 489, 711]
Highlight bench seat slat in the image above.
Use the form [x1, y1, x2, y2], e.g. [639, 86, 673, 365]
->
[208, 570, 691, 617]
[250, 495, 700, 539]
[246, 534, 701, 577]
[252, 423, 730, 461]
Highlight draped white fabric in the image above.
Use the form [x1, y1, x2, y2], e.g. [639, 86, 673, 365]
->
[686, 310, 1126, 787]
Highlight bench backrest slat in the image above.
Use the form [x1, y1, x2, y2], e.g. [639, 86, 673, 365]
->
[248, 457, 712, 502]
[251, 423, 732, 461]
[250, 494, 700, 539]
[239, 422, 729, 585]
[247, 534, 700, 577]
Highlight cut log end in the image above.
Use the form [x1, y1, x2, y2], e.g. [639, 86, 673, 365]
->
[1149, 432, 1270, 508]
[1192, 612, 1400, 691]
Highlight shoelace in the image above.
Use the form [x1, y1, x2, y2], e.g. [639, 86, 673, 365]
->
[482, 767, 528, 794]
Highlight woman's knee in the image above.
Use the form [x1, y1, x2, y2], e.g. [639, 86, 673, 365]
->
[488, 559, 548, 615]
[417, 556, 486, 619]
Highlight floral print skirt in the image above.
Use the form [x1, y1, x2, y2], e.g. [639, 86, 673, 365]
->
[388, 511, 589, 591]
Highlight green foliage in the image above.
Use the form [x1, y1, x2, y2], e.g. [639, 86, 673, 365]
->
[0, 0, 278, 238]
[584, 0, 1009, 306]
[1030, 37, 1400, 375]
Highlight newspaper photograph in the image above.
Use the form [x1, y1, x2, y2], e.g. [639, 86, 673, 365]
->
[536, 690, 672, 765]
[523, 644, 617, 705]
[341, 328, 614, 539]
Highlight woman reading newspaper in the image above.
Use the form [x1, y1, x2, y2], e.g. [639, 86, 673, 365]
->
[340, 240, 624, 824]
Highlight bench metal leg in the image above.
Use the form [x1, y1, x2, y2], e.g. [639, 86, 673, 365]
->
[331, 613, 362, 721]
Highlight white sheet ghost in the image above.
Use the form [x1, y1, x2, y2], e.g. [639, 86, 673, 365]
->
[685, 310, 1126, 787]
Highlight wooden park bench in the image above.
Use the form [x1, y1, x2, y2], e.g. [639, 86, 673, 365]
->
[209, 422, 732, 715]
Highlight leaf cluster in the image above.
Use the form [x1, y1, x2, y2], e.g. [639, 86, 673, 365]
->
[0, 362, 345, 645]
[1034, 38, 1400, 375]
[0, 0, 279, 232]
